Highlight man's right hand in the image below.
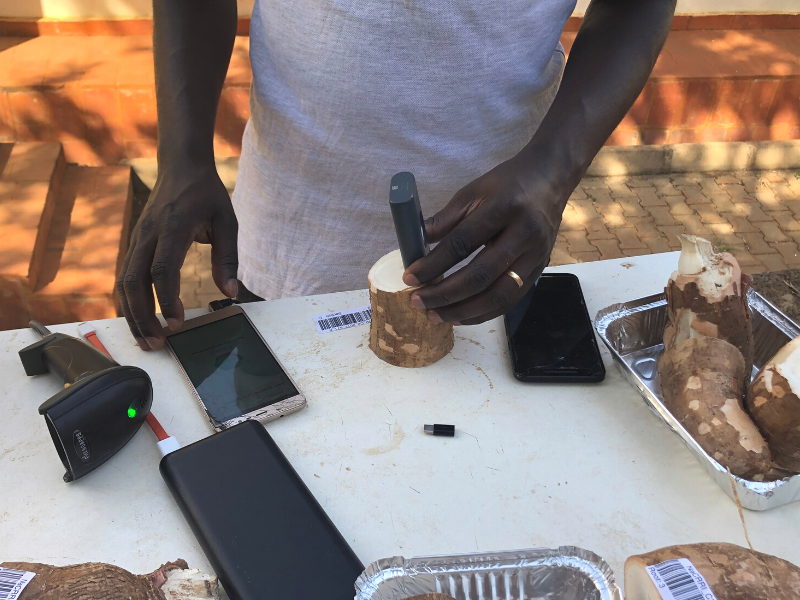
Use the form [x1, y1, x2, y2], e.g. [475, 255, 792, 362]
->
[117, 165, 239, 350]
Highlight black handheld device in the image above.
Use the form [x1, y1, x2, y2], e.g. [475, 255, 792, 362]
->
[504, 274, 605, 383]
[389, 171, 429, 268]
[160, 420, 364, 600]
[19, 321, 152, 482]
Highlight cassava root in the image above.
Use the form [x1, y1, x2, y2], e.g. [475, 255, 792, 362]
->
[0, 560, 221, 600]
[625, 542, 800, 600]
[368, 249, 453, 367]
[664, 235, 753, 377]
[658, 236, 770, 479]
[747, 335, 800, 473]
[658, 336, 771, 479]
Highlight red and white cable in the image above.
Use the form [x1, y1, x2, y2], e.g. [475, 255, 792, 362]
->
[77, 322, 181, 456]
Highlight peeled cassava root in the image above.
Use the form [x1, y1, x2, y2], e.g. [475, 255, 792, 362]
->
[664, 235, 753, 376]
[658, 336, 771, 479]
[368, 249, 453, 367]
[748, 335, 800, 472]
[625, 543, 800, 600]
[659, 235, 771, 479]
[0, 560, 220, 600]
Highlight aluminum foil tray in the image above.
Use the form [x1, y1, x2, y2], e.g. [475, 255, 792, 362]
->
[354, 546, 622, 600]
[595, 288, 800, 511]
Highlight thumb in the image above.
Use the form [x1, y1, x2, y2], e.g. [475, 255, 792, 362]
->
[210, 211, 239, 298]
[425, 189, 486, 243]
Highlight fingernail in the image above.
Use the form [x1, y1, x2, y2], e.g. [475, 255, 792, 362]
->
[452, 321, 462, 326]
[145, 337, 162, 350]
[403, 273, 420, 286]
[410, 294, 425, 309]
[428, 311, 442, 323]
[135, 337, 149, 351]
[226, 279, 239, 298]
[166, 317, 181, 331]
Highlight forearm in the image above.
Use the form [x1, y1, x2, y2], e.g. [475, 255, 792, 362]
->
[153, 0, 237, 169]
[521, 0, 676, 195]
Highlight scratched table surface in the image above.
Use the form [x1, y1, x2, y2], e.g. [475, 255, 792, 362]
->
[1, 253, 798, 592]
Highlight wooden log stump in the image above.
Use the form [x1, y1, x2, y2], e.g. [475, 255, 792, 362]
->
[368, 249, 453, 367]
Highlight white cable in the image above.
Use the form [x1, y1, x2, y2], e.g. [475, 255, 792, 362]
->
[76, 322, 96, 338]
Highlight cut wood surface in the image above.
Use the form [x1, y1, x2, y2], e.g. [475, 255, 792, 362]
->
[748, 335, 800, 473]
[664, 235, 753, 377]
[625, 543, 800, 600]
[0, 560, 220, 600]
[368, 249, 453, 368]
[658, 336, 771, 479]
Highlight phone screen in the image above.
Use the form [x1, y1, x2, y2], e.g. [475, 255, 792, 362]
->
[167, 313, 299, 423]
[505, 273, 605, 382]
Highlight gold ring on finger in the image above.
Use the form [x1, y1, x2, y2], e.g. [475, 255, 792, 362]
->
[506, 270, 523, 288]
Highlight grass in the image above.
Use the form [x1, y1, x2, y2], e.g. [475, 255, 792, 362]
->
[713, 238, 737, 253]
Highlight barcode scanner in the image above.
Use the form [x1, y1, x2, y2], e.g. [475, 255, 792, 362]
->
[389, 172, 429, 268]
[19, 321, 153, 482]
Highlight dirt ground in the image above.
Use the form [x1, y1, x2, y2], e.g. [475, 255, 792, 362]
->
[751, 270, 800, 325]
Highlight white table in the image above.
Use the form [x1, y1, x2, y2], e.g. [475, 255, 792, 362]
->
[1, 253, 798, 592]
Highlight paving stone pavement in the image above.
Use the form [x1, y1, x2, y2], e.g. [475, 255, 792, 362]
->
[180, 242, 219, 310]
[179, 169, 800, 309]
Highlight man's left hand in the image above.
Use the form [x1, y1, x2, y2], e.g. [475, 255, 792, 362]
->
[402, 153, 569, 325]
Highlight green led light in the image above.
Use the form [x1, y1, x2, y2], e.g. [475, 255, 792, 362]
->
[127, 407, 137, 419]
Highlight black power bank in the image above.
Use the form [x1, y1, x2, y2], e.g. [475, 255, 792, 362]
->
[160, 420, 364, 600]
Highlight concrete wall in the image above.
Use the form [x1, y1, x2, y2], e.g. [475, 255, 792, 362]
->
[0, 0, 796, 19]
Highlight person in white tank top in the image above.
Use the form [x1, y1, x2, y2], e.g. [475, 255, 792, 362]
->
[118, 0, 676, 350]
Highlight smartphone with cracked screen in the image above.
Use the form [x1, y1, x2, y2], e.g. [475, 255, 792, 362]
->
[164, 305, 306, 431]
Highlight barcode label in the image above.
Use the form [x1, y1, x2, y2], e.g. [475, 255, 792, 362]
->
[646, 559, 718, 600]
[314, 305, 372, 334]
[0, 567, 35, 600]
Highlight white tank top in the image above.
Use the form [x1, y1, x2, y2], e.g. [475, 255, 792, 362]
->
[233, 0, 574, 299]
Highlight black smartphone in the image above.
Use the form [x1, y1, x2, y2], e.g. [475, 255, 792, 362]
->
[161, 420, 364, 600]
[504, 273, 605, 383]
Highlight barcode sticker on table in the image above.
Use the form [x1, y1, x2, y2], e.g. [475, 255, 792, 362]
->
[0, 567, 35, 600]
[314, 305, 371, 333]
[646, 558, 718, 600]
